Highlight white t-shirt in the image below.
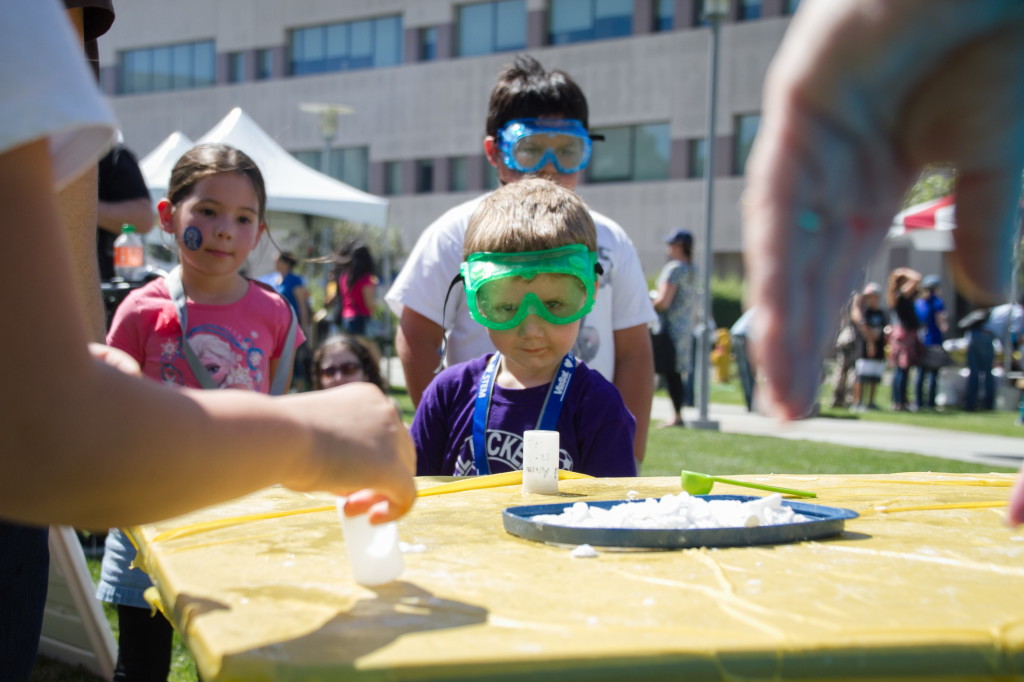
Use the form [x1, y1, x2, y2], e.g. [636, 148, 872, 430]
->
[1, 0, 116, 184]
[386, 195, 657, 380]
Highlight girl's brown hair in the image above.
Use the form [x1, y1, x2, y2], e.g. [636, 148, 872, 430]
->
[167, 143, 268, 222]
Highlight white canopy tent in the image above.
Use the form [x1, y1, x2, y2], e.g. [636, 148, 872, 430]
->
[139, 130, 194, 206]
[140, 107, 389, 228]
[887, 194, 956, 251]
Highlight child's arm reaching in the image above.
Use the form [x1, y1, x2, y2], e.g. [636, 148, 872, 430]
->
[0, 140, 416, 529]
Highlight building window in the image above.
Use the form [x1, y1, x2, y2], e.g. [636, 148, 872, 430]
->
[785, 0, 802, 14]
[419, 27, 438, 61]
[485, 162, 500, 190]
[256, 48, 273, 80]
[655, 0, 675, 31]
[693, 0, 710, 27]
[734, 114, 760, 175]
[294, 147, 370, 191]
[293, 150, 321, 172]
[415, 160, 434, 193]
[290, 15, 402, 76]
[331, 147, 370, 190]
[119, 40, 215, 94]
[458, 1, 526, 57]
[228, 52, 246, 83]
[384, 162, 402, 196]
[588, 123, 671, 183]
[739, 0, 762, 20]
[687, 138, 707, 179]
[449, 157, 469, 192]
[550, 0, 633, 45]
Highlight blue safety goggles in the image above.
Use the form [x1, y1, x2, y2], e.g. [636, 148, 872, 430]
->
[496, 118, 594, 174]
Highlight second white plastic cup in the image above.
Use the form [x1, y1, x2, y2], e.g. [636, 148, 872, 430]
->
[522, 429, 560, 494]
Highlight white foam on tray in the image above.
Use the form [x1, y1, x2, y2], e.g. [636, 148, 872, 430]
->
[532, 493, 808, 530]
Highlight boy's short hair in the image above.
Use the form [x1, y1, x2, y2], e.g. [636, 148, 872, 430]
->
[464, 178, 597, 258]
[486, 54, 590, 138]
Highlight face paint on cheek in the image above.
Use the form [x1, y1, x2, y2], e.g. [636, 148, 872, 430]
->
[183, 226, 203, 251]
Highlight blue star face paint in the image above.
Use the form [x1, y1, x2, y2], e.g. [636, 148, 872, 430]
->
[183, 226, 203, 251]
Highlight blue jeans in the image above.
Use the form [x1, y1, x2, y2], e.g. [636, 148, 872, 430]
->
[966, 331, 995, 410]
[916, 366, 938, 409]
[732, 335, 755, 411]
[342, 315, 368, 336]
[0, 521, 49, 681]
[892, 366, 912, 407]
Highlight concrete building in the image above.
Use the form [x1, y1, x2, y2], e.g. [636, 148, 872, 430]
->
[99, 0, 802, 282]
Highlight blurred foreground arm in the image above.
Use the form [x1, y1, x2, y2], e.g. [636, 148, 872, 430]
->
[0, 140, 415, 528]
[742, 0, 1024, 524]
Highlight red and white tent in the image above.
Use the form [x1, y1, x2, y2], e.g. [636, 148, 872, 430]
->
[887, 194, 956, 251]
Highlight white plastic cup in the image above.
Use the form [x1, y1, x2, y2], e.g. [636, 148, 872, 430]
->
[336, 497, 404, 586]
[522, 429, 560, 495]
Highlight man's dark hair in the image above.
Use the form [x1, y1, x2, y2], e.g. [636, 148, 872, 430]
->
[485, 54, 590, 138]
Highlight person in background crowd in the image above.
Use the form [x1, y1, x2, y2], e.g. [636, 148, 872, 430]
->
[96, 141, 153, 281]
[331, 241, 378, 336]
[262, 251, 312, 390]
[730, 306, 757, 412]
[851, 283, 886, 412]
[314, 333, 387, 393]
[959, 308, 996, 411]
[886, 267, 923, 412]
[650, 229, 698, 427]
[831, 291, 863, 409]
[914, 274, 948, 410]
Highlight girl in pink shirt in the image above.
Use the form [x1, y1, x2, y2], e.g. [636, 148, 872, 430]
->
[100, 143, 303, 680]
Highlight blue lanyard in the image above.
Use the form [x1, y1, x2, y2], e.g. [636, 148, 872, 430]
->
[471, 352, 576, 475]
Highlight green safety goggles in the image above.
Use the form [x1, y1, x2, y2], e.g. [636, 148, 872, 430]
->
[460, 244, 601, 330]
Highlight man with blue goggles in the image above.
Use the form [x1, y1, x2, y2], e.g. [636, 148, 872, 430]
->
[496, 118, 594, 175]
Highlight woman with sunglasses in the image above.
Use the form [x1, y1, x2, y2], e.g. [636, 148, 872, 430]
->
[313, 334, 387, 392]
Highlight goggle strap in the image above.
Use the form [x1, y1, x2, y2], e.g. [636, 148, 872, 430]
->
[436, 273, 464, 374]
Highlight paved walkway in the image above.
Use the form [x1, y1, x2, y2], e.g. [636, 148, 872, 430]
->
[651, 397, 1024, 469]
[382, 359, 1022, 469]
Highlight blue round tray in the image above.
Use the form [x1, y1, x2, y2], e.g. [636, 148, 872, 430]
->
[502, 495, 859, 549]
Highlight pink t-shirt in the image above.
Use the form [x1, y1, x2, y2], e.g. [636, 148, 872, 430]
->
[339, 272, 375, 319]
[107, 279, 305, 393]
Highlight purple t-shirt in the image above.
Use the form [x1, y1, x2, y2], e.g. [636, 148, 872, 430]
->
[412, 354, 637, 477]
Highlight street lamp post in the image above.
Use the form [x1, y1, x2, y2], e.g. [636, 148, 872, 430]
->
[691, 0, 729, 431]
[300, 102, 354, 175]
[299, 102, 356, 323]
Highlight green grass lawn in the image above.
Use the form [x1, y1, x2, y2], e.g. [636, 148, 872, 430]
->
[34, 374, 1019, 681]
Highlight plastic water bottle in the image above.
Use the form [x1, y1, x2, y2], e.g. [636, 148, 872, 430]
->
[113, 224, 145, 281]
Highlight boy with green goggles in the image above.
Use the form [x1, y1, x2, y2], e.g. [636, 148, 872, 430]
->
[460, 244, 601, 330]
[410, 178, 636, 479]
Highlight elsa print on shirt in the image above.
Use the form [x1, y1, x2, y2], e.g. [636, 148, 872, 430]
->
[159, 325, 266, 389]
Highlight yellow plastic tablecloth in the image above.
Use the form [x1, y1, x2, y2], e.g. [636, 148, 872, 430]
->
[129, 473, 1024, 681]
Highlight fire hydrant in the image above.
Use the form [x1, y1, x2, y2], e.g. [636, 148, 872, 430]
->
[710, 328, 731, 383]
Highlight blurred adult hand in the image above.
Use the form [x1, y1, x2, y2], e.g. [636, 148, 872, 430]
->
[744, 0, 1024, 418]
[89, 342, 141, 376]
[742, 0, 1024, 523]
[280, 382, 417, 524]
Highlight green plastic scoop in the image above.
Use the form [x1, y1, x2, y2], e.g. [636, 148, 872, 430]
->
[680, 470, 817, 498]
